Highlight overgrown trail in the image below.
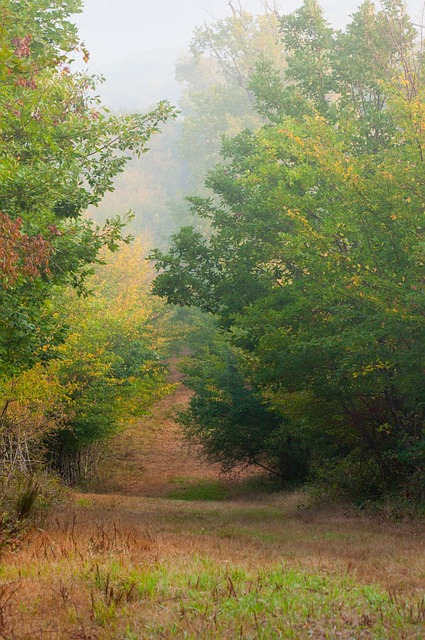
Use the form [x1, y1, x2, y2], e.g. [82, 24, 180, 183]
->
[72, 367, 425, 594]
[2, 367, 425, 639]
[97, 359, 223, 498]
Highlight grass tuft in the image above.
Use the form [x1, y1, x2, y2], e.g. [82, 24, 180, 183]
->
[166, 479, 229, 501]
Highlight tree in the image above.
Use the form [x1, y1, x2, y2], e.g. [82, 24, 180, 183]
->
[0, 0, 175, 377]
[0, 364, 63, 485]
[88, 4, 286, 244]
[179, 333, 310, 482]
[5, 237, 174, 485]
[177, 2, 284, 187]
[153, 1, 425, 499]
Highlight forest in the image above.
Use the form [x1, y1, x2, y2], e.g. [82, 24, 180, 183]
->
[0, 1, 424, 638]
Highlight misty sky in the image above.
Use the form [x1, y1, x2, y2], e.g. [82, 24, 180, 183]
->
[75, 1, 425, 109]
[76, 0, 360, 62]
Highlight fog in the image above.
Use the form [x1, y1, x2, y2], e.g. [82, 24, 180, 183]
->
[76, 1, 361, 62]
[74, 0, 386, 109]
[75, 0, 425, 243]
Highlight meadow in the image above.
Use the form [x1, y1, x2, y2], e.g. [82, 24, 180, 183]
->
[0, 380, 423, 639]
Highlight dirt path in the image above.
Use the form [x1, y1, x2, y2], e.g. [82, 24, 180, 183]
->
[96, 361, 224, 498]
[73, 368, 425, 595]
[1, 365, 424, 639]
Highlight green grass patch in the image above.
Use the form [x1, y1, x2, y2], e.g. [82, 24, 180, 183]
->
[166, 479, 229, 502]
[75, 497, 92, 508]
[90, 559, 424, 639]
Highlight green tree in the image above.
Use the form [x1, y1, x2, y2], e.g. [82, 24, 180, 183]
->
[153, 1, 425, 499]
[0, 0, 175, 376]
[179, 333, 310, 482]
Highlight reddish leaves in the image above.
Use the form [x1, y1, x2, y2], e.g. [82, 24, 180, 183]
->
[15, 76, 37, 90]
[0, 212, 51, 286]
[12, 35, 32, 59]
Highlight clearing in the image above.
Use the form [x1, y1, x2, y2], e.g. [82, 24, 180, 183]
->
[0, 368, 424, 639]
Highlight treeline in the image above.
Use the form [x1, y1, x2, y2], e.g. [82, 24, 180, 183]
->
[0, 0, 175, 521]
[92, 2, 285, 242]
[2, 0, 423, 517]
[153, 0, 425, 502]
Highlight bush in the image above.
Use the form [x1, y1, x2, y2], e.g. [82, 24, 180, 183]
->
[179, 336, 310, 483]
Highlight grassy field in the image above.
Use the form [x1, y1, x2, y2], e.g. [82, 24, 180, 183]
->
[0, 376, 424, 639]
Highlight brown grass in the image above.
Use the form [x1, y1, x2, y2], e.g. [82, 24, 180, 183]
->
[95, 373, 223, 498]
[0, 370, 424, 639]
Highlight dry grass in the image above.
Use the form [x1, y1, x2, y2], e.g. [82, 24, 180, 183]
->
[95, 367, 223, 498]
[0, 372, 424, 639]
[0, 509, 424, 639]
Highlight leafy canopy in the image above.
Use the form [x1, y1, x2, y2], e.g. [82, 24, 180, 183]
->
[0, 0, 176, 376]
[153, 0, 425, 496]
